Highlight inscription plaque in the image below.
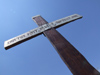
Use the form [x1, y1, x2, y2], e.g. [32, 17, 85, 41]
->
[4, 14, 82, 49]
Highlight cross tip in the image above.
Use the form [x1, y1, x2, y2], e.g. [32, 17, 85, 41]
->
[32, 15, 41, 19]
[75, 14, 83, 18]
[4, 41, 8, 50]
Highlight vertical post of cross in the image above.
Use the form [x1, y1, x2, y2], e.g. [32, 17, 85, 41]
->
[32, 15, 100, 75]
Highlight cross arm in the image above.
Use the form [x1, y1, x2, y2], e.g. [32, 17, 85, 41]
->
[4, 27, 43, 50]
[4, 14, 82, 50]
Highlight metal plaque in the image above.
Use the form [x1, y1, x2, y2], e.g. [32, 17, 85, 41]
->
[4, 14, 82, 49]
[49, 14, 82, 28]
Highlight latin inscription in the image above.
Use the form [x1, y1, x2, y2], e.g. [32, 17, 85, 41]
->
[4, 14, 82, 48]
[50, 14, 81, 28]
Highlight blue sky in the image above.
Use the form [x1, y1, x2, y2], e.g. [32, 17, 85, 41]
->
[0, 0, 100, 75]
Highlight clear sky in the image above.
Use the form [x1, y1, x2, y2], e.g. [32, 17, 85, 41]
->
[0, 0, 100, 75]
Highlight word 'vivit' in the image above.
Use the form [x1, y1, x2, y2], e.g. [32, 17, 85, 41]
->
[4, 14, 82, 48]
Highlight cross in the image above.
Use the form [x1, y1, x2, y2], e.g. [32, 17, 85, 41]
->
[4, 14, 100, 75]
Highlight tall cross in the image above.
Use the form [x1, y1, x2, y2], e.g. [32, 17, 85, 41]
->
[4, 14, 100, 75]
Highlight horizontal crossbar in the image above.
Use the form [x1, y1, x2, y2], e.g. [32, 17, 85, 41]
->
[4, 14, 82, 50]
